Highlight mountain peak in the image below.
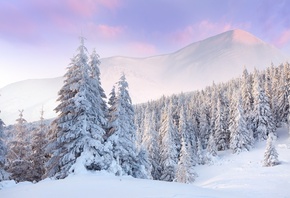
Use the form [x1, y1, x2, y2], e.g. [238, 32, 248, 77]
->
[229, 29, 264, 45]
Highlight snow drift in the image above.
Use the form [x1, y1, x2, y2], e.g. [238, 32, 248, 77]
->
[1, 128, 289, 198]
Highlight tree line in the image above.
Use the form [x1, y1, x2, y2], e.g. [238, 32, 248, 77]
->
[0, 38, 287, 183]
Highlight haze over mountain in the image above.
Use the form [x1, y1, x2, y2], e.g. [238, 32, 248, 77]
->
[0, 29, 288, 124]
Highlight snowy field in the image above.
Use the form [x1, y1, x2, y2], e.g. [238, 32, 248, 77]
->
[1, 128, 289, 198]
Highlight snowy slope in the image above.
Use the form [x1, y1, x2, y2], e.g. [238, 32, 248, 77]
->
[0, 29, 288, 124]
[0, 78, 63, 124]
[1, 128, 289, 198]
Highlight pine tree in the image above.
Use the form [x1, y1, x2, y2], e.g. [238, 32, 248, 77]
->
[45, 38, 108, 179]
[277, 63, 290, 124]
[199, 100, 211, 149]
[179, 105, 197, 165]
[196, 138, 205, 165]
[0, 116, 9, 181]
[141, 107, 161, 180]
[229, 94, 253, 153]
[159, 104, 178, 182]
[253, 71, 275, 141]
[214, 94, 230, 151]
[241, 67, 255, 142]
[263, 133, 279, 167]
[7, 110, 33, 182]
[89, 49, 108, 128]
[31, 109, 47, 182]
[175, 136, 197, 184]
[107, 74, 145, 178]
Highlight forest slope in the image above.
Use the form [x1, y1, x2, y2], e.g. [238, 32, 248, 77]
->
[1, 128, 289, 198]
[0, 29, 287, 124]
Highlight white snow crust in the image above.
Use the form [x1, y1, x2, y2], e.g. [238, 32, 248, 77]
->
[1, 128, 289, 198]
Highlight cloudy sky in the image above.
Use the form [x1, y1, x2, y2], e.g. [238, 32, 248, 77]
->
[0, 0, 289, 87]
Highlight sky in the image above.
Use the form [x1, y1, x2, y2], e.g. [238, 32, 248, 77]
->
[0, 0, 290, 88]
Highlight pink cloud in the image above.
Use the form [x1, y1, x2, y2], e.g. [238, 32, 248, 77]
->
[64, 0, 121, 17]
[171, 20, 250, 46]
[274, 29, 290, 48]
[87, 23, 124, 39]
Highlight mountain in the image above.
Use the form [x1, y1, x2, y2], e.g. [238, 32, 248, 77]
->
[0, 29, 288, 124]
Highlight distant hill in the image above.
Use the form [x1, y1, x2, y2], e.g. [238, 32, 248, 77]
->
[0, 29, 288, 124]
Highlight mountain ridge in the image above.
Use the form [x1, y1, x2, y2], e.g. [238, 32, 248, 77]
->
[0, 29, 288, 124]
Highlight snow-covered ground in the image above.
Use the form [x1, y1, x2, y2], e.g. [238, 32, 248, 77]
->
[1, 128, 289, 198]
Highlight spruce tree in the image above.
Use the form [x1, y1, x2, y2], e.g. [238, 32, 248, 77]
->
[31, 109, 47, 181]
[241, 67, 254, 142]
[253, 71, 275, 141]
[277, 63, 290, 124]
[89, 49, 108, 128]
[263, 133, 279, 167]
[0, 116, 9, 181]
[175, 136, 197, 184]
[141, 107, 161, 180]
[45, 38, 108, 179]
[159, 104, 178, 182]
[214, 95, 230, 151]
[7, 110, 33, 182]
[107, 74, 145, 178]
[229, 94, 253, 153]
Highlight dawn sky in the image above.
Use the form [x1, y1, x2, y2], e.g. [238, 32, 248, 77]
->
[0, 0, 290, 88]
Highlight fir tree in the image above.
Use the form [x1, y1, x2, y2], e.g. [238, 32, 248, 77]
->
[214, 94, 230, 151]
[263, 133, 279, 167]
[89, 49, 108, 128]
[277, 63, 290, 124]
[31, 109, 47, 181]
[7, 110, 33, 182]
[241, 67, 255, 142]
[229, 94, 253, 153]
[253, 71, 275, 141]
[196, 138, 205, 165]
[0, 116, 9, 181]
[159, 104, 178, 182]
[179, 105, 197, 165]
[107, 74, 145, 178]
[45, 38, 108, 179]
[175, 136, 197, 184]
[141, 107, 161, 180]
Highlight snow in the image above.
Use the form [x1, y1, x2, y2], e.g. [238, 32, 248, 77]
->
[0, 29, 288, 125]
[1, 128, 289, 198]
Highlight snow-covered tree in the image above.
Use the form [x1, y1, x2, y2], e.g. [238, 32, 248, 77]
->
[253, 71, 275, 141]
[89, 49, 108, 128]
[175, 136, 197, 184]
[214, 94, 230, 151]
[241, 67, 254, 140]
[179, 105, 197, 165]
[0, 115, 9, 181]
[263, 133, 279, 167]
[229, 94, 253, 153]
[277, 63, 290, 124]
[199, 99, 211, 149]
[106, 86, 117, 138]
[107, 74, 145, 178]
[206, 131, 217, 157]
[141, 107, 161, 180]
[7, 110, 33, 182]
[45, 37, 108, 179]
[31, 109, 47, 181]
[196, 138, 205, 165]
[159, 104, 178, 182]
